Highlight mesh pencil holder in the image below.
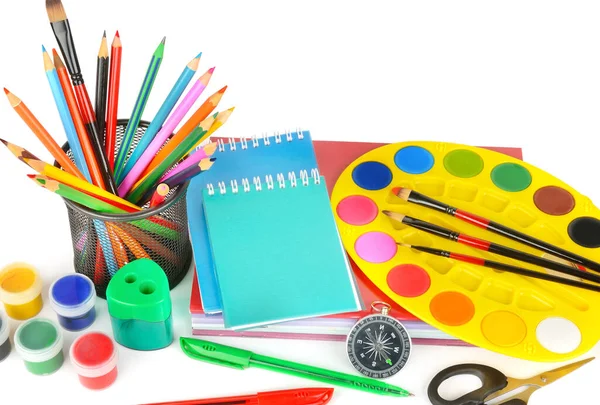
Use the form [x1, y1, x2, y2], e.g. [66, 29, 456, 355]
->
[58, 119, 192, 298]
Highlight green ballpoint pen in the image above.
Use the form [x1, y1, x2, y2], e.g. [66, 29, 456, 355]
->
[180, 337, 414, 398]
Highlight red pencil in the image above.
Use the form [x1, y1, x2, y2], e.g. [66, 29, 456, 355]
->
[149, 183, 169, 208]
[105, 31, 122, 170]
[140, 388, 334, 405]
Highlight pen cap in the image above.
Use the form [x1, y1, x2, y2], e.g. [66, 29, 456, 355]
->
[106, 259, 172, 323]
[258, 388, 335, 405]
[179, 337, 253, 370]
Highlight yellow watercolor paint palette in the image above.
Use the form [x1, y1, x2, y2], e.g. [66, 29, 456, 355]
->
[331, 141, 600, 361]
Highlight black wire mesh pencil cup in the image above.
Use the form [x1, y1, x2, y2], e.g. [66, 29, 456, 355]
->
[59, 119, 192, 298]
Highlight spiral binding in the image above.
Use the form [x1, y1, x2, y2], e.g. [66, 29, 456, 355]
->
[215, 129, 305, 153]
[206, 168, 321, 196]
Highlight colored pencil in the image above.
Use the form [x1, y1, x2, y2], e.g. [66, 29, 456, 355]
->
[149, 184, 170, 208]
[53, 49, 105, 187]
[3, 88, 84, 179]
[46, 0, 117, 194]
[119, 54, 203, 182]
[43, 46, 92, 182]
[160, 142, 218, 182]
[106, 224, 128, 268]
[113, 37, 166, 182]
[141, 85, 226, 177]
[93, 238, 105, 285]
[29, 175, 178, 240]
[0, 138, 41, 163]
[127, 113, 218, 204]
[105, 31, 122, 169]
[95, 31, 109, 140]
[399, 243, 600, 294]
[117, 67, 214, 195]
[383, 210, 600, 284]
[120, 222, 180, 264]
[109, 224, 150, 259]
[185, 106, 234, 156]
[393, 187, 600, 273]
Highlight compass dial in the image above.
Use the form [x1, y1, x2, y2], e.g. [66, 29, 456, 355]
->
[347, 314, 411, 379]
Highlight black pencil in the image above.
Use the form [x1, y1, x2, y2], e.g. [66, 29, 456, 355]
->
[95, 31, 109, 144]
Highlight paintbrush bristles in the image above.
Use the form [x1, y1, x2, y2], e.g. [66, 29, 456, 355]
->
[45, 0, 67, 23]
[397, 243, 412, 248]
[393, 187, 412, 201]
[382, 210, 405, 223]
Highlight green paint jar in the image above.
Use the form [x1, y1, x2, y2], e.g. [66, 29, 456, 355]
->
[15, 318, 64, 375]
[107, 259, 173, 351]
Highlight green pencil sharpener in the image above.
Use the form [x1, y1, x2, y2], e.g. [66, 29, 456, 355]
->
[106, 259, 173, 351]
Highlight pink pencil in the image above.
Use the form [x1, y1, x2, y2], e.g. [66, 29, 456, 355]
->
[117, 68, 213, 197]
[159, 142, 217, 182]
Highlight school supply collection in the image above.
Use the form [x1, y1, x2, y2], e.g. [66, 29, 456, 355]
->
[2, 1, 600, 404]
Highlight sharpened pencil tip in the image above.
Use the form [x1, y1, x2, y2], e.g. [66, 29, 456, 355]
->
[196, 52, 202, 59]
[208, 67, 215, 74]
[115, 30, 120, 37]
[42, 45, 47, 53]
[161, 36, 166, 44]
[27, 174, 36, 179]
[0, 138, 7, 145]
[3, 88, 9, 95]
[103, 30, 106, 38]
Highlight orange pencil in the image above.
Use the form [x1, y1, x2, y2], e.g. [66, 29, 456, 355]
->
[52, 49, 106, 189]
[110, 224, 150, 260]
[105, 31, 122, 169]
[141, 85, 227, 177]
[4, 88, 84, 179]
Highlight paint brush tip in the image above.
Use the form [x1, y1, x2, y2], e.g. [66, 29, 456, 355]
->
[391, 187, 401, 195]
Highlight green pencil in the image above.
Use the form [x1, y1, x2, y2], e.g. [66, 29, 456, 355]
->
[30, 175, 177, 240]
[114, 37, 166, 182]
[126, 112, 218, 204]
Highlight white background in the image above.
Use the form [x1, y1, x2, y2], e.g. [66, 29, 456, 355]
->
[1, 1, 600, 404]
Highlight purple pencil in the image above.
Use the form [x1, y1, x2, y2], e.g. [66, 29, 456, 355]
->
[159, 142, 217, 182]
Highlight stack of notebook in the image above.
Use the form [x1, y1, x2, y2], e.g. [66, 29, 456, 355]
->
[187, 134, 522, 343]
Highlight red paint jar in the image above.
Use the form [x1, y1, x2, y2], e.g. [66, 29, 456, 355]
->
[70, 332, 118, 390]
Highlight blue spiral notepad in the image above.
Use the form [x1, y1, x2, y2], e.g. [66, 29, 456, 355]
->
[203, 171, 362, 330]
[187, 131, 322, 313]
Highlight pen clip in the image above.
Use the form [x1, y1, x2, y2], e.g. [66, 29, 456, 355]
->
[179, 337, 253, 370]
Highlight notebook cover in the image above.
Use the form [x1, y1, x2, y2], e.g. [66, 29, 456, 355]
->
[187, 131, 319, 313]
[203, 174, 362, 330]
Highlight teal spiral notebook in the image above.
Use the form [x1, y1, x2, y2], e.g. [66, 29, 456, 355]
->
[203, 170, 362, 330]
[187, 131, 320, 313]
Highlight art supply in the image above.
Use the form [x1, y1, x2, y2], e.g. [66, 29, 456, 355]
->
[0, 312, 11, 363]
[107, 259, 173, 350]
[14, 318, 64, 375]
[383, 211, 597, 284]
[188, 131, 320, 314]
[46, 0, 117, 193]
[149, 184, 169, 208]
[113, 37, 165, 182]
[428, 358, 594, 404]
[161, 142, 218, 183]
[180, 337, 413, 398]
[118, 67, 212, 195]
[346, 302, 411, 379]
[400, 243, 600, 294]
[49, 273, 97, 331]
[142, 158, 215, 203]
[331, 140, 600, 361]
[394, 187, 600, 273]
[142, 85, 225, 177]
[3, 88, 84, 179]
[105, 31, 122, 169]
[0, 262, 43, 320]
[203, 168, 361, 329]
[119, 55, 204, 182]
[70, 332, 118, 390]
[127, 113, 218, 204]
[95, 31, 109, 138]
[187, 107, 235, 154]
[43, 46, 92, 182]
[141, 388, 335, 405]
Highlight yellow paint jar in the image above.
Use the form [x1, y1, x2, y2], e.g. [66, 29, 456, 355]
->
[0, 263, 43, 320]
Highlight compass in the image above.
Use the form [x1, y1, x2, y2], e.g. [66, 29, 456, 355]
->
[346, 301, 412, 379]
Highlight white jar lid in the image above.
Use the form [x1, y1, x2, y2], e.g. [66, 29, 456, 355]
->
[15, 318, 63, 363]
[70, 332, 118, 378]
[49, 273, 96, 318]
[0, 312, 8, 346]
[0, 263, 42, 306]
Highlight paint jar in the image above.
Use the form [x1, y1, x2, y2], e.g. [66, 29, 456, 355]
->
[0, 262, 43, 320]
[70, 332, 118, 390]
[15, 318, 64, 375]
[49, 273, 97, 331]
[0, 312, 10, 363]
[107, 259, 173, 351]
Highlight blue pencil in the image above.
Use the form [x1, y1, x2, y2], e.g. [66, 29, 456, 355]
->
[42, 46, 91, 181]
[113, 37, 166, 183]
[118, 52, 201, 185]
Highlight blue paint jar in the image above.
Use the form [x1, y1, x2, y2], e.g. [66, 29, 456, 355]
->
[49, 274, 97, 331]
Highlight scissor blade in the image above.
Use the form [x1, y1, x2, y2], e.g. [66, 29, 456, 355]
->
[527, 357, 595, 387]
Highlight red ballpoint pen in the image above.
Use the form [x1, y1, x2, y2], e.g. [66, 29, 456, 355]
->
[141, 387, 334, 405]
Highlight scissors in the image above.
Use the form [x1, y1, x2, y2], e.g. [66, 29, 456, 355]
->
[427, 357, 594, 405]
